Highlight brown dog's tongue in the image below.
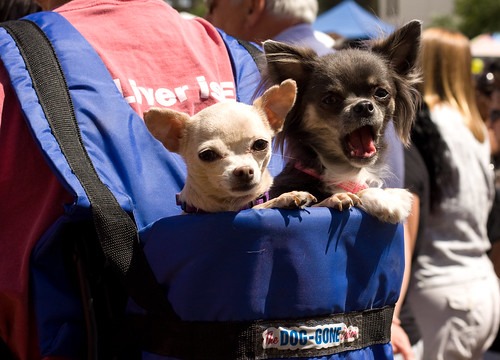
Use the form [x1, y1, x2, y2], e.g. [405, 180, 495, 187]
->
[348, 126, 376, 158]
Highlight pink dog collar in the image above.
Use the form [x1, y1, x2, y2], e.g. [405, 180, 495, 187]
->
[294, 162, 368, 194]
[335, 181, 368, 193]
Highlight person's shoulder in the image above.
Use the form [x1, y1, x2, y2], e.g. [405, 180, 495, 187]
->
[431, 104, 462, 126]
[274, 23, 334, 56]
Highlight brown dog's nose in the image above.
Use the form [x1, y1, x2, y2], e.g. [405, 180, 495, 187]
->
[233, 166, 254, 181]
[353, 101, 375, 117]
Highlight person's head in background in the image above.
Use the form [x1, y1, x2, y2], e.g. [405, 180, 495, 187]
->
[475, 60, 500, 154]
[204, 0, 318, 43]
[0, 0, 41, 21]
[479, 61, 500, 157]
[420, 27, 486, 144]
[474, 60, 494, 121]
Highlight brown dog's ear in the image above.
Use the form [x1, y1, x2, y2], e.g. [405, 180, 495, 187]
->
[144, 107, 189, 153]
[254, 79, 297, 133]
[371, 20, 422, 145]
[263, 40, 316, 85]
[371, 20, 421, 75]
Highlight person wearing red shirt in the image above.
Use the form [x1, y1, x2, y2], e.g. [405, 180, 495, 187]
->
[0, 1, 246, 358]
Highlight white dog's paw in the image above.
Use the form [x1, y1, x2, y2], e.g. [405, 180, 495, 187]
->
[314, 192, 362, 211]
[253, 191, 317, 209]
[356, 188, 413, 223]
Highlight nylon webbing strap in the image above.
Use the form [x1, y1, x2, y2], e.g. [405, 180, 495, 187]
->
[1, 20, 176, 318]
[237, 39, 266, 71]
[129, 305, 394, 359]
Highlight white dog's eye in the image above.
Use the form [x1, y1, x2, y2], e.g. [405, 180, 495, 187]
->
[198, 149, 220, 162]
[252, 139, 268, 151]
[374, 88, 389, 99]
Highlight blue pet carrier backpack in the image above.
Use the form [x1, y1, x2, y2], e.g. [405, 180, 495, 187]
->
[0, 12, 404, 359]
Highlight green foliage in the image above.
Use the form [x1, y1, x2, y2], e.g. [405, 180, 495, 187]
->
[455, 0, 500, 38]
[170, 0, 207, 17]
[426, 14, 460, 31]
[188, 1, 207, 17]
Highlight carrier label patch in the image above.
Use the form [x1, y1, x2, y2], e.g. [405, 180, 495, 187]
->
[262, 323, 359, 351]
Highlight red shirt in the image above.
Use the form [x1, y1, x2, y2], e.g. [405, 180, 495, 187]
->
[0, 1, 236, 358]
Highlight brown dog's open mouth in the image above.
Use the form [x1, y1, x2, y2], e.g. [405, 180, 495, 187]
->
[344, 125, 377, 159]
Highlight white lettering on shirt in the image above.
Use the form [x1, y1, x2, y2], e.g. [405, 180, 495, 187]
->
[113, 77, 235, 107]
[155, 88, 176, 107]
[197, 76, 210, 99]
[220, 81, 235, 99]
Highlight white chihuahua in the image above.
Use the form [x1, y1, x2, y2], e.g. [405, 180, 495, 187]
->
[144, 79, 316, 213]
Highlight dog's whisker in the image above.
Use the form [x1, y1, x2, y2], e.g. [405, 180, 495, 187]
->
[271, 152, 296, 161]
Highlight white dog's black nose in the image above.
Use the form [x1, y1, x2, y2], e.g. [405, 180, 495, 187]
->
[353, 101, 375, 117]
[233, 166, 254, 181]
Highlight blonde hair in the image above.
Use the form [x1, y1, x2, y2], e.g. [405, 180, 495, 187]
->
[420, 27, 485, 142]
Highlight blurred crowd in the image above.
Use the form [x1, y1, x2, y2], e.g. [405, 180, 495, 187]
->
[205, 2, 500, 357]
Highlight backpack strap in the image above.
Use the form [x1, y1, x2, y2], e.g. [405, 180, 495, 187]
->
[218, 31, 263, 104]
[0, 19, 177, 319]
[0, 15, 403, 360]
[237, 39, 266, 72]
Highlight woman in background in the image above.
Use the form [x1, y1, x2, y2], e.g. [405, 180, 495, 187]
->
[404, 28, 500, 359]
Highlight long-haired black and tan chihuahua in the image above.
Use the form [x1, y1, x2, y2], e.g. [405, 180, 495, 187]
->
[263, 20, 422, 223]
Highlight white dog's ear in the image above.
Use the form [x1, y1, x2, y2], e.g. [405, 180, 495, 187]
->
[144, 107, 189, 153]
[254, 79, 297, 133]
